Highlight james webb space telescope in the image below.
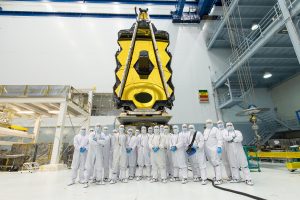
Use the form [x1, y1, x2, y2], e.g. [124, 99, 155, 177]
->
[113, 8, 174, 125]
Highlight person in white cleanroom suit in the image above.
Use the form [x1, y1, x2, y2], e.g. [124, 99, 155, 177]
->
[102, 126, 111, 182]
[163, 125, 174, 178]
[223, 122, 254, 186]
[136, 126, 151, 181]
[135, 129, 140, 137]
[217, 120, 232, 180]
[188, 125, 208, 185]
[127, 128, 138, 180]
[68, 126, 89, 186]
[181, 124, 189, 138]
[160, 125, 164, 135]
[204, 119, 223, 185]
[180, 124, 189, 162]
[83, 126, 107, 188]
[149, 125, 167, 183]
[148, 126, 154, 138]
[169, 125, 188, 184]
[185, 125, 200, 182]
[147, 126, 154, 176]
[110, 125, 128, 184]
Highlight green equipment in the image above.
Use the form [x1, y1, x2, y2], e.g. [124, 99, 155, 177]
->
[286, 145, 300, 172]
[243, 146, 261, 172]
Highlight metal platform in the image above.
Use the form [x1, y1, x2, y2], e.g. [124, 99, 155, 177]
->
[117, 110, 172, 125]
[0, 85, 93, 166]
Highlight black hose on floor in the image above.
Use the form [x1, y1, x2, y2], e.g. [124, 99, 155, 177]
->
[206, 178, 267, 200]
[187, 168, 266, 200]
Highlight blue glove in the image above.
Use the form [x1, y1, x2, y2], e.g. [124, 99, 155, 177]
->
[217, 147, 222, 154]
[126, 148, 132, 154]
[93, 136, 97, 141]
[192, 145, 197, 149]
[152, 147, 159, 153]
[80, 147, 86, 153]
[170, 146, 177, 152]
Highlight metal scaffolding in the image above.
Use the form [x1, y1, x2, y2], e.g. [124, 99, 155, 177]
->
[0, 85, 93, 168]
[212, 0, 300, 89]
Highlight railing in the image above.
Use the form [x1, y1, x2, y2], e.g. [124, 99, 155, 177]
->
[246, 111, 299, 144]
[218, 88, 243, 106]
[0, 85, 70, 97]
[277, 117, 300, 130]
[69, 87, 90, 112]
[228, 3, 282, 66]
[286, 0, 298, 9]
[0, 85, 90, 113]
[205, 0, 234, 46]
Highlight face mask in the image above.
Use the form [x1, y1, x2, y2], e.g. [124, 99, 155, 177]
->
[154, 127, 159, 134]
[148, 128, 153, 134]
[119, 127, 125, 134]
[206, 123, 213, 129]
[218, 124, 224, 129]
[103, 128, 108, 134]
[164, 128, 169, 134]
[141, 127, 147, 134]
[189, 128, 195, 133]
[128, 131, 133, 136]
[160, 127, 164, 133]
[173, 128, 179, 134]
[227, 126, 234, 131]
[80, 129, 86, 136]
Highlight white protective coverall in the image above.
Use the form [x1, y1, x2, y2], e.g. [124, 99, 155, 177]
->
[149, 126, 167, 182]
[169, 125, 188, 180]
[223, 122, 252, 183]
[111, 125, 128, 183]
[70, 127, 89, 184]
[127, 128, 138, 179]
[188, 125, 207, 182]
[203, 119, 223, 183]
[136, 126, 151, 179]
[186, 125, 200, 181]
[217, 120, 232, 179]
[164, 125, 173, 177]
[148, 127, 154, 139]
[102, 126, 111, 180]
[84, 128, 107, 185]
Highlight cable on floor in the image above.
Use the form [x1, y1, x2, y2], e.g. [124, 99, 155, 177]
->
[207, 178, 266, 200]
[187, 168, 266, 200]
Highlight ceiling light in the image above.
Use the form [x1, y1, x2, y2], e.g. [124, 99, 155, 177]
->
[48, 110, 59, 114]
[251, 23, 259, 31]
[263, 72, 272, 79]
[17, 111, 34, 114]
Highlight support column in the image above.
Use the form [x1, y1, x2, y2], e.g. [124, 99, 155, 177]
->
[50, 101, 67, 164]
[278, 0, 300, 64]
[33, 115, 41, 143]
[83, 91, 93, 129]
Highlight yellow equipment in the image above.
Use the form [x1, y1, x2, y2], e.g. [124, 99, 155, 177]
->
[248, 150, 300, 171]
[1, 122, 28, 132]
[8, 125, 28, 132]
[113, 8, 174, 112]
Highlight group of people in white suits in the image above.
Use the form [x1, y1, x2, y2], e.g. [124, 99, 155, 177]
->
[68, 120, 253, 187]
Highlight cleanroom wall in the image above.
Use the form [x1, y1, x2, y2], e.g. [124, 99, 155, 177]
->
[0, 16, 231, 123]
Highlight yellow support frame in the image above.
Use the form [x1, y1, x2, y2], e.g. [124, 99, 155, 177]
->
[286, 162, 300, 170]
[248, 152, 300, 159]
